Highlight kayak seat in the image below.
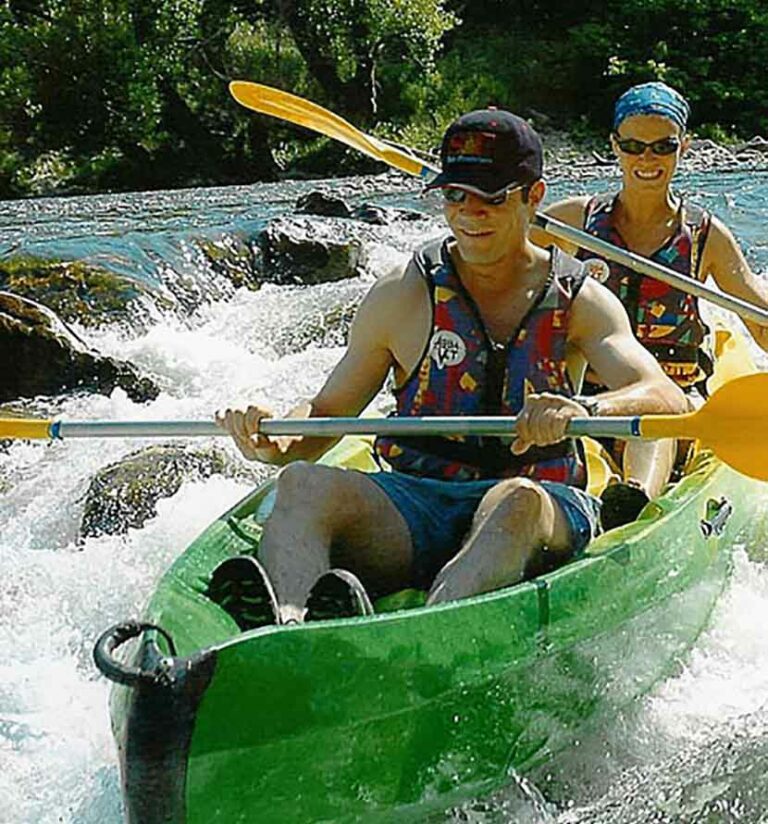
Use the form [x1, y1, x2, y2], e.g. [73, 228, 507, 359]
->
[206, 555, 279, 630]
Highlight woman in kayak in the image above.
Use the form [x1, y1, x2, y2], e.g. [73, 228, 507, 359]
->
[535, 81, 768, 527]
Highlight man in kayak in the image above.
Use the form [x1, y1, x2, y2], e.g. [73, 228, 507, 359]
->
[213, 108, 685, 627]
[535, 81, 768, 528]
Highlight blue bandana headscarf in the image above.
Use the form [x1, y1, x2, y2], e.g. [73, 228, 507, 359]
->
[613, 82, 690, 132]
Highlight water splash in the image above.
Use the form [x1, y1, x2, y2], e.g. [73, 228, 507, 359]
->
[1, 171, 767, 823]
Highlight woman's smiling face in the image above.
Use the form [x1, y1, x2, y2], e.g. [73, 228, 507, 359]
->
[611, 114, 689, 192]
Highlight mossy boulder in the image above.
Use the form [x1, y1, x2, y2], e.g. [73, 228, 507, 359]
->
[0, 256, 164, 329]
[257, 216, 364, 285]
[79, 443, 267, 538]
[196, 235, 263, 291]
[0, 291, 159, 403]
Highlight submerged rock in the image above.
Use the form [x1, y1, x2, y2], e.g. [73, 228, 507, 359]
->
[272, 298, 361, 356]
[0, 292, 159, 403]
[0, 257, 163, 329]
[258, 216, 364, 285]
[196, 235, 263, 292]
[80, 444, 225, 537]
[79, 444, 267, 538]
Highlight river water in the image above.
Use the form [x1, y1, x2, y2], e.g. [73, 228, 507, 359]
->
[1, 169, 767, 823]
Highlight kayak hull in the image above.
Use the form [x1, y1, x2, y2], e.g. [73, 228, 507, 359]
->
[104, 328, 767, 823]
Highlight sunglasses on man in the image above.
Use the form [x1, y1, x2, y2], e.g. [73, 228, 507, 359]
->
[441, 183, 526, 206]
[613, 134, 681, 156]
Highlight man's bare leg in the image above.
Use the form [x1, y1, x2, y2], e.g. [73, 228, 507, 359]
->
[259, 462, 413, 622]
[427, 478, 571, 605]
[622, 438, 676, 498]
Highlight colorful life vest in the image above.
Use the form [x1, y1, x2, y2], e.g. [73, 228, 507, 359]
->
[579, 193, 712, 388]
[374, 239, 588, 485]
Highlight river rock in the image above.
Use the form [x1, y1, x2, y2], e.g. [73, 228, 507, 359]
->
[80, 444, 225, 537]
[79, 443, 268, 538]
[0, 257, 163, 329]
[257, 216, 364, 284]
[352, 203, 425, 225]
[294, 191, 353, 218]
[196, 234, 263, 291]
[0, 292, 159, 403]
[687, 139, 737, 161]
[295, 190, 425, 225]
[735, 136, 768, 154]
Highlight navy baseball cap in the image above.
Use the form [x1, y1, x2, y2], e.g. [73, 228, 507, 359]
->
[426, 108, 543, 198]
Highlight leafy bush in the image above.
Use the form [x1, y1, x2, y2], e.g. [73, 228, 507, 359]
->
[3, 0, 768, 196]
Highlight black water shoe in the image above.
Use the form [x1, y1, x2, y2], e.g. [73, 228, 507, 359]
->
[305, 569, 374, 622]
[600, 482, 650, 531]
[206, 556, 280, 631]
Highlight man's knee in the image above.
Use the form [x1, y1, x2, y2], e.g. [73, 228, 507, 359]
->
[274, 462, 340, 510]
[479, 477, 548, 521]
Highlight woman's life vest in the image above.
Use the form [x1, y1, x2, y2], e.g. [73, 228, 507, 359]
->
[578, 193, 712, 389]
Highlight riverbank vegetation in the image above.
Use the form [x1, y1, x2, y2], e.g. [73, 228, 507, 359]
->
[2, 0, 768, 198]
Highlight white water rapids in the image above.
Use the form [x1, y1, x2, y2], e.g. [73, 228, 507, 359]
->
[1, 173, 767, 823]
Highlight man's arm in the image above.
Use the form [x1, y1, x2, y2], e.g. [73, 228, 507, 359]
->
[529, 196, 589, 253]
[701, 216, 768, 351]
[511, 277, 686, 454]
[219, 274, 407, 465]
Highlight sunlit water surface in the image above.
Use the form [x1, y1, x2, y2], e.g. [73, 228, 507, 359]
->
[1, 169, 767, 823]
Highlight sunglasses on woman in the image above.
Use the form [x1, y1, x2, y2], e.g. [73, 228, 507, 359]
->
[613, 134, 681, 156]
[442, 184, 524, 206]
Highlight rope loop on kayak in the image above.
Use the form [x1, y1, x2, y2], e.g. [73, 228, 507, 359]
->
[93, 620, 178, 688]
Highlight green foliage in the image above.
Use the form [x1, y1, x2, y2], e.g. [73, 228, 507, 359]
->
[3, 0, 768, 196]
[280, 0, 455, 121]
[300, 0, 454, 80]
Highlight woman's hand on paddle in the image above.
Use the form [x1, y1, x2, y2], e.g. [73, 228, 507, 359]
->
[511, 393, 589, 455]
[216, 403, 307, 462]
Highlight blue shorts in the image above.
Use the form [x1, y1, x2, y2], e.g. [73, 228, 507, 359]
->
[367, 471, 602, 587]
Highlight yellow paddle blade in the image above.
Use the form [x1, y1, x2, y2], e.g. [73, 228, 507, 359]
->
[640, 372, 768, 481]
[228, 81, 435, 178]
[0, 418, 52, 439]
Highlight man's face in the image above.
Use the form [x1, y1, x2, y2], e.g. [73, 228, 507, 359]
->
[442, 184, 537, 266]
[611, 114, 688, 192]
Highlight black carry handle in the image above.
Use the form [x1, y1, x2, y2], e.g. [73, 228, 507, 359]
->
[93, 620, 177, 687]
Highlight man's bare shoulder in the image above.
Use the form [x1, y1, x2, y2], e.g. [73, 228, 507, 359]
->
[364, 253, 430, 306]
[352, 252, 432, 344]
[570, 274, 629, 337]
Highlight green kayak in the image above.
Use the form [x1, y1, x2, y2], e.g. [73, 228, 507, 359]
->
[96, 327, 766, 823]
